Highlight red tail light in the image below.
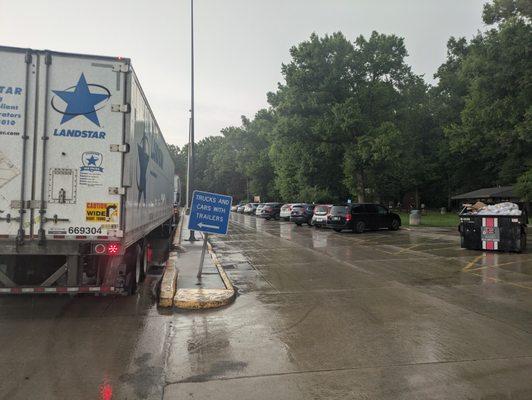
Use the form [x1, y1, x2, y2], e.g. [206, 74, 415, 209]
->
[107, 243, 120, 255]
[345, 213, 352, 222]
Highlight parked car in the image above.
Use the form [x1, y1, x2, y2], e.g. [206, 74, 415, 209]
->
[327, 203, 401, 233]
[280, 204, 293, 221]
[290, 204, 315, 226]
[236, 204, 246, 213]
[232, 201, 244, 212]
[255, 203, 266, 216]
[311, 204, 332, 228]
[244, 203, 260, 214]
[257, 202, 282, 220]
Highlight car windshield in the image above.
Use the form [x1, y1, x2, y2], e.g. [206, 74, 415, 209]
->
[330, 206, 348, 216]
[315, 205, 329, 214]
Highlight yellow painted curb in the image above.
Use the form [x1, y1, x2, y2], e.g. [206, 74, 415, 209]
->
[158, 215, 184, 307]
[175, 209, 186, 247]
[173, 234, 236, 310]
[206, 239, 235, 292]
[174, 288, 235, 309]
[159, 254, 178, 307]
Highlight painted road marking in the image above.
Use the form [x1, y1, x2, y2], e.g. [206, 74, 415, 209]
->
[462, 254, 484, 272]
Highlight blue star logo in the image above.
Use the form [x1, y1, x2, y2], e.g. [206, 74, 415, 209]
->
[86, 155, 99, 166]
[52, 74, 110, 127]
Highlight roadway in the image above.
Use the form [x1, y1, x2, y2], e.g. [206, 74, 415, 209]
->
[1, 213, 532, 399]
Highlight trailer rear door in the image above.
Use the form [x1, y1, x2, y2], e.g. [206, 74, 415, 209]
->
[32, 52, 129, 240]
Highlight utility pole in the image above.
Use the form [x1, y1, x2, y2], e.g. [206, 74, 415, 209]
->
[186, 0, 197, 241]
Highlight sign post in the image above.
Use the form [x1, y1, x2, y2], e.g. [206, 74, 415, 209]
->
[188, 190, 233, 279]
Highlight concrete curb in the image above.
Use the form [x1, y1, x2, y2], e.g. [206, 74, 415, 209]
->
[158, 211, 184, 307]
[206, 239, 235, 293]
[158, 254, 178, 307]
[173, 234, 236, 310]
[173, 287, 235, 309]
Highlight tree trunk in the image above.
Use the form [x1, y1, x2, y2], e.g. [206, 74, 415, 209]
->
[447, 175, 452, 211]
[356, 170, 366, 203]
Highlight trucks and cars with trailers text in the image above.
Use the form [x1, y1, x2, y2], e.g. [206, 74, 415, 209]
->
[0, 46, 176, 295]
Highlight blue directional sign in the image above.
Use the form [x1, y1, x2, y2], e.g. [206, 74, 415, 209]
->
[188, 190, 233, 235]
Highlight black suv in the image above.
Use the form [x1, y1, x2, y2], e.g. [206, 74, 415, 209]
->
[327, 204, 401, 233]
[290, 204, 315, 226]
[257, 202, 282, 220]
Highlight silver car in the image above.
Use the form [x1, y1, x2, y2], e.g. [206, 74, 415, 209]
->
[311, 204, 332, 228]
[280, 204, 293, 221]
[244, 203, 260, 214]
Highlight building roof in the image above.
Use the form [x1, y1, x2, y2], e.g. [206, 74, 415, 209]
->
[451, 186, 516, 200]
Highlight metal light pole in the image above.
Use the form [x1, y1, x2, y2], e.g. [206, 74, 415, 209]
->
[186, 0, 197, 241]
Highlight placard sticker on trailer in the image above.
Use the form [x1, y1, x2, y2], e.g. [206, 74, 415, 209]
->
[79, 151, 104, 187]
[0, 150, 20, 188]
[86, 202, 119, 223]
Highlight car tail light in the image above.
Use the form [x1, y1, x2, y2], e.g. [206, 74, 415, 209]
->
[107, 243, 120, 255]
[345, 213, 352, 222]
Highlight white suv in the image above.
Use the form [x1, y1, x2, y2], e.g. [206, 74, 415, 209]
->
[280, 204, 293, 221]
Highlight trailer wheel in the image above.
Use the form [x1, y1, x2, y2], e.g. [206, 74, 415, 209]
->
[126, 246, 143, 295]
[142, 244, 149, 276]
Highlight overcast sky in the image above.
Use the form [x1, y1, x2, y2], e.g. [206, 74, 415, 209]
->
[1, 0, 487, 147]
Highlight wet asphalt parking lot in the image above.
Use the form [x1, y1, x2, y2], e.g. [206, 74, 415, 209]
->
[1, 213, 532, 399]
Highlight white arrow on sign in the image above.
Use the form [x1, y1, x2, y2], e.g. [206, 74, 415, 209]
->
[198, 222, 220, 230]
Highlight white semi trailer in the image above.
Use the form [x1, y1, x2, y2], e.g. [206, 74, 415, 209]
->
[0, 46, 176, 294]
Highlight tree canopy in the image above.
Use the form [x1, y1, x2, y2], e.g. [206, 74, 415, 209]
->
[173, 0, 531, 208]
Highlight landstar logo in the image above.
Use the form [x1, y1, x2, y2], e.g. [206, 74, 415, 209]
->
[80, 151, 104, 172]
[51, 74, 110, 140]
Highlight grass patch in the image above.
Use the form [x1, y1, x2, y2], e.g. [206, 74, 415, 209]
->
[397, 211, 459, 228]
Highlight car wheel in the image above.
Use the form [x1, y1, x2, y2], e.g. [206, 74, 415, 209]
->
[296, 223, 302, 227]
[390, 218, 400, 231]
[307, 220, 312, 227]
[333, 228, 342, 233]
[355, 221, 365, 234]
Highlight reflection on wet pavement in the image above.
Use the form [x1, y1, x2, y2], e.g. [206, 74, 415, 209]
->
[166, 213, 532, 399]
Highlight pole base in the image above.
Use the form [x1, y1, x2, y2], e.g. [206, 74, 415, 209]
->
[187, 230, 197, 242]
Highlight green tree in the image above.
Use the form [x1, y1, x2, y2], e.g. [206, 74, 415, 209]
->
[439, 0, 532, 190]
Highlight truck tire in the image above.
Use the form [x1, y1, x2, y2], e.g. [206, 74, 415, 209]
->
[142, 243, 149, 276]
[355, 221, 365, 234]
[333, 228, 342, 233]
[126, 245, 143, 295]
